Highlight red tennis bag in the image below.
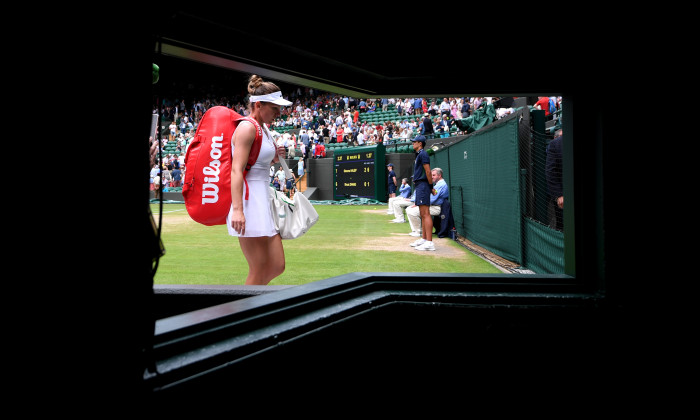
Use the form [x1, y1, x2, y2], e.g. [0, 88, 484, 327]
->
[182, 106, 263, 226]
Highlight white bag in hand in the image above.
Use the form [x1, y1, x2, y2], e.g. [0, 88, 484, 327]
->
[269, 187, 319, 239]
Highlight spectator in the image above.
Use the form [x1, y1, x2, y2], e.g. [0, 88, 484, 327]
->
[275, 165, 286, 191]
[300, 129, 309, 150]
[383, 129, 391, 144]
[413, 97, 423, 115]
[162, 165, 172, 187]
[451, 99, 460, 120]
[428, 100, 439, 116]
[546, 129, 564, 231]
[534, 96, 552, 117]
[170, 164, 181, 187]
[403, 98, 413, 115]
[345, 112, 353, 130]
[300, 142, 307, 163]
[439, 98, 451, 117]
[473, 97, 482, 110]
[149, 163, 159, 188]
[315, 142, 325, 158]
[548, 96, 557, 116]
[421, 113, 434, 136]
[356, 130, 364, 146]
[349, 124, 358, 144]
[437, 115, 452, 137]
[297, 159, 304, 179]
[336, 124, 345, 144]
[461, 99, 470, 118]
[153, 172, 161, 200]
[285, 172, 297, 196]
[169, 121, 177, 141]
[179, 117, 187, 133]
[332, 113, 341, 128]
[321, 124, 330, 143]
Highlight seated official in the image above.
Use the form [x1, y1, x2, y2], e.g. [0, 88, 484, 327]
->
[388, 178, 412, 221]
[406, 168, 448, 236]
[390, 188, 415, 223]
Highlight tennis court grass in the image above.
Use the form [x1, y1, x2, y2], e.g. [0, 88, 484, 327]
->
[152, 203, 501, 286]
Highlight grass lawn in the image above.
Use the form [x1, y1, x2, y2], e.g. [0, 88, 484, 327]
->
[152, 203, 501, 286]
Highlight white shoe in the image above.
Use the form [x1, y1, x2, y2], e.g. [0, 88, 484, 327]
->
[410, 238, 426, 247]
[390, 218, 405, 223]
[409, 231, 421, 237]
[415, 241, 435, 251]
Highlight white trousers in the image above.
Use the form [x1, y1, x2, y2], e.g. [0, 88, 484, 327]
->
[391, 197, 413, 219]
[387, 196, 400, 213]
[406, 204, 442, 233]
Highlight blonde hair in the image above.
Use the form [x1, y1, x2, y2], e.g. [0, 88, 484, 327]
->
[247, 75, 281, 111]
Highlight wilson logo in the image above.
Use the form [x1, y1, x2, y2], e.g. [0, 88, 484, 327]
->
[201, 133, 224, 204]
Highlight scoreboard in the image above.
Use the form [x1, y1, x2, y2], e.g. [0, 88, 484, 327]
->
[333, 144, 386, 200]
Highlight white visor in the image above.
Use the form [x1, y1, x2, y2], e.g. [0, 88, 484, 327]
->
[249, 91, 292, 106]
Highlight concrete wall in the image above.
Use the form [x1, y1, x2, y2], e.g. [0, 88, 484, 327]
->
[307, 157, 334, 200]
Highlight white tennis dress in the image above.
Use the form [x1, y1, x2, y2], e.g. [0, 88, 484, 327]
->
[226, 121, 278, 237]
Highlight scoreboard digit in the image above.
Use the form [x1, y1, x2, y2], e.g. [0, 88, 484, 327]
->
[333, 144, 386, 200]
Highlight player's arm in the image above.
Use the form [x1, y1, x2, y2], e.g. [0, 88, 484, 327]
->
[423, 163, 433, 185]
[229, 122, 256, 233]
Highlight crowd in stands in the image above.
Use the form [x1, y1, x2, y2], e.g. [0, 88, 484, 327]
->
[150, 88, 562, 193]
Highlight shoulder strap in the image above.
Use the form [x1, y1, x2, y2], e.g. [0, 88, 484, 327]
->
[233, 116, 263, 200]
[238, 116, 263, 170]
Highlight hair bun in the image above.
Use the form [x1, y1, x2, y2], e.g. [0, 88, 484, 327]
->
[248, 75, 263, 94]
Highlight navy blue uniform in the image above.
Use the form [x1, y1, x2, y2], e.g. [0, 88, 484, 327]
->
[413, 149, 431, 206]
[387, 169, 397, 194]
